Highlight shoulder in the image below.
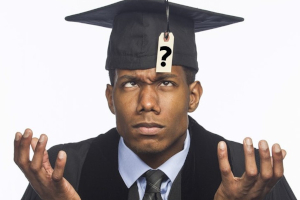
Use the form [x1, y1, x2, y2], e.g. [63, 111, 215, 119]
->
[47, 137, 95, 166]
[188, 115, 225, 142]
[188, 116, 247, 172]
[47, 128, 119, 189]
[47, 128, 119, 168]
[21, 138, 96, 200]
[47, 128, 119, 162]
[188, 118, 297, 200]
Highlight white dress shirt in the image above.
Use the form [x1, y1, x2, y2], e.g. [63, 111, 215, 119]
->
[118, 130, 191, 200]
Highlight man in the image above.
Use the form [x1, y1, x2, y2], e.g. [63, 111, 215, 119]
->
[14, 0, 296, 199]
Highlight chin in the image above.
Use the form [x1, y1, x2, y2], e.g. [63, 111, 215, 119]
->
[132, 142, 166, 155]
[135, 148, 163, 155]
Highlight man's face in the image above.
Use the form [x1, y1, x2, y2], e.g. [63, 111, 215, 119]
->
[106, 66, 201, 162]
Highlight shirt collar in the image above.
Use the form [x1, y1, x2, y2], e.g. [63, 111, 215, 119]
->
[118, 130, 191, 188]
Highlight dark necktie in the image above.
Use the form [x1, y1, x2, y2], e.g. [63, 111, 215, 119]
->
[142, 170, 167, 200]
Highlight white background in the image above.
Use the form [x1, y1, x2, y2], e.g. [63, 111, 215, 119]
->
[0, 0, 299, 198]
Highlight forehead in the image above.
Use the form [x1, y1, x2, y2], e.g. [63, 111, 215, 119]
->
[115, 66, 185, 81]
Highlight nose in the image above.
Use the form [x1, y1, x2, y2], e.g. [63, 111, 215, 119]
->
[136, 85, 161, 114]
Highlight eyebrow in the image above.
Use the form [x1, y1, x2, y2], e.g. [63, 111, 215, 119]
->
[118, 73, 178, 82]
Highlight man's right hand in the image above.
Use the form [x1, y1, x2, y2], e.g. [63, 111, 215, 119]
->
[14, 129, 80, 200]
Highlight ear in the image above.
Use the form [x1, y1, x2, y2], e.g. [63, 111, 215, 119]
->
[105, 84, 115, 114]
[188, 81, 203, 112]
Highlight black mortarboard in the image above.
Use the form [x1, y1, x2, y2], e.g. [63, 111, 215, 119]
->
[65, 0, 243, 72]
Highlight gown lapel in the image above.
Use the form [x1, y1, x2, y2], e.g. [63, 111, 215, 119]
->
[78, 128, 128, 200]
[181, 116, 232, 200]
[78, 117, 231, 200]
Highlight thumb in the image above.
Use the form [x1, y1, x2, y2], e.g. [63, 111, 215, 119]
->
[52, 151, 67, 183]
[217, 141, 233, 183]
[51, 151, 81, 200]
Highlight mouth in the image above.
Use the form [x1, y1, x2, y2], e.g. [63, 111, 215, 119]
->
[132, 123, 165, 135]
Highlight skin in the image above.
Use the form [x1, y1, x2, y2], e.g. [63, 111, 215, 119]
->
[105, 66, 202, 168]
[14, 65, 286, 199]
[14, 130, 80, 200]
[215, 139, 286, 200]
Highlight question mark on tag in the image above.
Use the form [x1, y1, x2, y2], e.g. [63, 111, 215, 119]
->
[160, 46, 172, 67]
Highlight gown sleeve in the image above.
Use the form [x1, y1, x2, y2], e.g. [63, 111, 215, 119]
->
[227, 140, 297, 200]
[21, 138, 93, 200]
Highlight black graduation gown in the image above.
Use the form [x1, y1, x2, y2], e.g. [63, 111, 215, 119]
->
[22, 116, 297, 200]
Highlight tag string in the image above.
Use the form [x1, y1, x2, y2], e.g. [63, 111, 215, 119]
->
[165, 0, 170, 40]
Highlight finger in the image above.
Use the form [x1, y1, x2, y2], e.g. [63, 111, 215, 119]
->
[17, 129, 33, 170]
[42, 148, 54, 175]
[282, 149, 287, 159]
[217, 141, 233, 184]
[272, 144, 284, 178]
[270, 149, 286, 167]
[255, 140, 272, 191]
[30, 135, 48, 174]
[31, 136, 53, 173]
[30, 137, 39, 151]
[242, 137, 258, 187]
[14, 132, 22, 163]
[52, 151, 67, 183]
[271, 144, 284, 180]
[258, 140, 272, 181]
[265, 144, 284, 192]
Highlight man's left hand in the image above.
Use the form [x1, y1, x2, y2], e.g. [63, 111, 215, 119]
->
[214, 138, 286, 200]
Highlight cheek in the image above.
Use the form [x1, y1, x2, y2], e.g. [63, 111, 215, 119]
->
[113, 92, 137, 135]
[160, 90, 190, 114]
[159, 91, 190, 128]
[113, 90, 136, 115]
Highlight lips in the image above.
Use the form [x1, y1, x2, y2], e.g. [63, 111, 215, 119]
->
[132, 123, 165, 135]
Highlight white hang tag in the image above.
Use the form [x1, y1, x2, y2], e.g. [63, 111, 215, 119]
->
[156, 32, 174, 73]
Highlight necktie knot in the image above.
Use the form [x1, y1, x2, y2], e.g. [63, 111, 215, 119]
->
[143, 170, 167, 200]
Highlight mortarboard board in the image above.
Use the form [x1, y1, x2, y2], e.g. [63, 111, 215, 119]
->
[65, 0, 243, 72]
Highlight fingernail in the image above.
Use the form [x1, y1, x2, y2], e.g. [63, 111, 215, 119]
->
[245, 138, 253, 146]
[15, 133, 21, 141]
[23, 131, 30, 138]
[274, 144, 281, 153]
[219, 141, 226, 150]
[259, 141, 268, 150]
[39, 135, 45, 143]
[58, 151, 65, 159]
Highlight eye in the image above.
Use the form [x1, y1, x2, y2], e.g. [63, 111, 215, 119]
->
[124, 81, 138, 88]
[160, 81, 174, 87]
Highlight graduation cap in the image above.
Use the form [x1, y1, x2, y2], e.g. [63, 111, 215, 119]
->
[65, 0, 243, 72]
